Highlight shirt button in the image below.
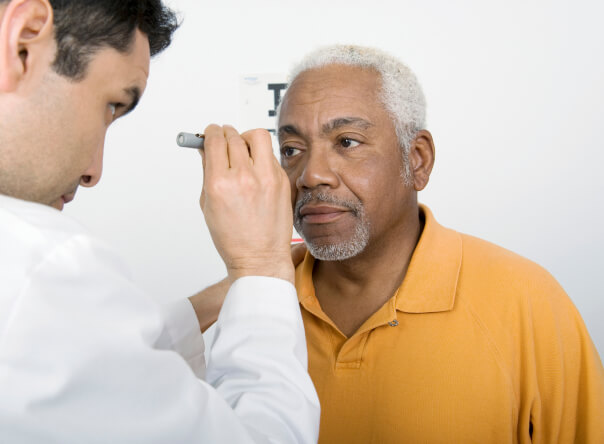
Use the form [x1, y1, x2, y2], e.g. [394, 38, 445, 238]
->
[388, 319, 399, 327]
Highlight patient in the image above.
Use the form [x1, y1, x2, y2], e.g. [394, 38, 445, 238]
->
[205, 44, 604, 443]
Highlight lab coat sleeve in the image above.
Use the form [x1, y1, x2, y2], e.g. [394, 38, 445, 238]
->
[0, 234, 320, 444]
[159, 298, 206, 379]
[206, 276, 320, 444]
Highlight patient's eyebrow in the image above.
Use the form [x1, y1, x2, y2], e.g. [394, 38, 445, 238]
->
[322, 117, 374, 135]
[278, 124, 303, 139]
[279, 117, 374, 140]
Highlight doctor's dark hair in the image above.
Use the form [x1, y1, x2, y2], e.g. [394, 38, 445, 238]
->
[45, 0, 179, 80]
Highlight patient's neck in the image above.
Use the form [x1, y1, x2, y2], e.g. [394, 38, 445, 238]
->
[312, 210, 423, 337]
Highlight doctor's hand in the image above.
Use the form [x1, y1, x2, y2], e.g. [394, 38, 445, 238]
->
[199, 124, 295, 285]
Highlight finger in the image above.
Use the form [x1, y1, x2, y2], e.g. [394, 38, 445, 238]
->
[199, 148, 207, 209]
[290, 242, 307, 267]
[198, 148, 206, 177]
[199, 148, 206, 167]
[202, 124, 229, 177]
[240, 129, 275, 170]
[223, 124, 251, 169]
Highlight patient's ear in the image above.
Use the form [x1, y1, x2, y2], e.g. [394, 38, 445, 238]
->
[0, 0, 54, 92]
[409, 130, 435, 191]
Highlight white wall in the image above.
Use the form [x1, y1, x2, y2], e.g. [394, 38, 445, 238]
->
[65, 0, 604, 356]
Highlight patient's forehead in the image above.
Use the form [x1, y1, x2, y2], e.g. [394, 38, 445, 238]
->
[286, 64, 382, 104]
[280, 65, 390, 129]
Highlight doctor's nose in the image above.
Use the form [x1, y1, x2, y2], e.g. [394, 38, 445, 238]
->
[80, 141, 105, 188]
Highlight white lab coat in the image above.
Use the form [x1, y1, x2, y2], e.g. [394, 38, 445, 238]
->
[0, 194, 320, 443]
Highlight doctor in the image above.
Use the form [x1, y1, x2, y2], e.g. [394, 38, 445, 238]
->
[0, 0, 319, 443]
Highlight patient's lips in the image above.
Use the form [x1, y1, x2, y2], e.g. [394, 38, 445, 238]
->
[299, 204, 349, 224]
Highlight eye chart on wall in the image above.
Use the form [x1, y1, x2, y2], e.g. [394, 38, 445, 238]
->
[239, 74, 303, 242]
[239, 74, 288, 158]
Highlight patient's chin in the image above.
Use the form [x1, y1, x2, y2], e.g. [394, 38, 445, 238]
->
[304, 227, 369, 262]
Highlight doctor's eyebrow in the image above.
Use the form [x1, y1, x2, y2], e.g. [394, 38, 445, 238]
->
[121, 87, 141, 116]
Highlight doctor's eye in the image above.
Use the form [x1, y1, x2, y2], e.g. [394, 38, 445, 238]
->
[108, 103, 125, 120]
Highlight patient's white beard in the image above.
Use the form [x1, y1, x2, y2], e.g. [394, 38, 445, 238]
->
[294, 191, 370, 261]
[306, 220, 370, 261]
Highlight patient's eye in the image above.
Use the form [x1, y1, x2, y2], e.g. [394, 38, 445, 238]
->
[281, 146, 302, 158]
[340, 138, 360, 149]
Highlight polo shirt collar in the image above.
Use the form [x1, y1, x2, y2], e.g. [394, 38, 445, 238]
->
[394, 205, 461, 313]
[296, 250, 322, 315]
[295, 204, 462, 315]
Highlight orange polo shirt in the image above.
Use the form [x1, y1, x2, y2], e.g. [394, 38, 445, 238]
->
[296, 205, 604, 443]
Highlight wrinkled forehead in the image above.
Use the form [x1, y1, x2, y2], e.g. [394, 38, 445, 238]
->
[278, 64, 389, 127]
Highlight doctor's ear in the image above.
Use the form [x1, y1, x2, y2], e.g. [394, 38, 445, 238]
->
[0, 0, 54, 92]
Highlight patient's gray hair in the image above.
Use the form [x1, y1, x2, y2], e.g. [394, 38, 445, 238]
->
[281, 44, 426, 184]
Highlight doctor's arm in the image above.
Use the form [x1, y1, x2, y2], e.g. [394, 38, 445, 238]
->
[0, 125, 319, 443]
[188, 243, 307, 334]
[1, 239, 318, 444]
